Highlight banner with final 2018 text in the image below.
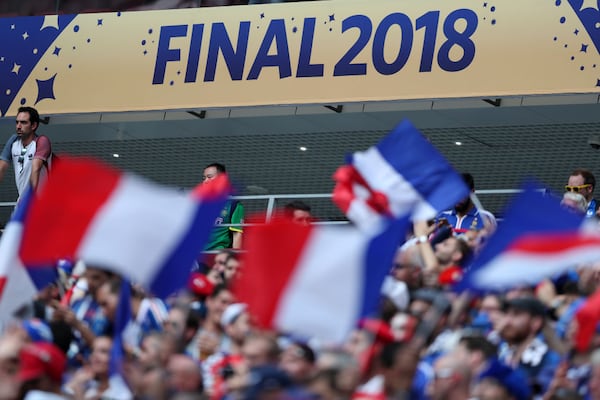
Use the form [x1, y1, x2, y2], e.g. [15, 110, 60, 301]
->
[0, 0, 599, 116]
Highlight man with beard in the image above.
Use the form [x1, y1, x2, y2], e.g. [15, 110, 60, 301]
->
[497, 296, 560, 397]
[437, 173, 496, 233]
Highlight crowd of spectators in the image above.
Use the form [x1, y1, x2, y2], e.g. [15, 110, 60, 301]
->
[1, 163, 600, 400]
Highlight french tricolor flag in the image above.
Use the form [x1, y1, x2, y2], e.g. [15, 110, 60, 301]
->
[0, 189, 39, 326]
[19, 157, 229, 298]
[333, 120, 469, 231]
[458, 184, 600, 292]
[234, 217, 406, 343]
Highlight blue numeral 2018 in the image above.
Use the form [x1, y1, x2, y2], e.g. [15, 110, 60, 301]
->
[333, 8, 478, 77]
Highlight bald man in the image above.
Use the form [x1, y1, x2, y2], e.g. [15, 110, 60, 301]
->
[429, 354, 471, 400]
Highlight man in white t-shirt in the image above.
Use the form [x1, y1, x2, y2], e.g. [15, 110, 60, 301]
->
[0, 106, 52, 201]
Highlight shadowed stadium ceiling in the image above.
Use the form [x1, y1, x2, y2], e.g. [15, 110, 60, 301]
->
[0, 95, 600, 225]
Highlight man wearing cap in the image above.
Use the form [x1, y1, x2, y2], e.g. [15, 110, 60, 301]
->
[17, 342, 67, 399]
[498, 296, 561, 396]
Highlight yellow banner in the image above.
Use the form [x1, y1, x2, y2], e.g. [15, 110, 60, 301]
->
[1, 0, 599, 116]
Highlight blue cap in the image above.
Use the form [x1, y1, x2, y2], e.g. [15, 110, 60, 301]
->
[245, 366, 292, 400]
[22, 318, 53, 343]
[479, 359, 531, 400]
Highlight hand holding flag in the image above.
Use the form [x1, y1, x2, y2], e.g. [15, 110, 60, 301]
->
[0, 189, 39, 326]
[333, 120, 469, 232]
[458, 184, 600, 292]
[19, 156, 230, 298]
[234, 217, 407, 343]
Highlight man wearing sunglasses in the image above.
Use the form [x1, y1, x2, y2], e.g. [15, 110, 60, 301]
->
[0, 106, 53, 202]
[566, 168, 598, 218]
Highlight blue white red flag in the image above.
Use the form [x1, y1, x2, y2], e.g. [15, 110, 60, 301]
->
[0, 189, 43, 326]
[19, 157, 230, 298]
[234, 217, 406, 343]
[458, 184, 600, 292]
[109, 279, 132, 393]
[333, 120, 469, 231]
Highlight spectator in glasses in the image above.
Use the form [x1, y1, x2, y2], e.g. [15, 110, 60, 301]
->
[428, 354, 472, 400]
[566, 168, 598, 218]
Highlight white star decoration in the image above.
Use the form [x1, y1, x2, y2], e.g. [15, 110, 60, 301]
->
[580, 0, 599, 11]
[22, 32, 29, 40]
[0, 57, 4, 62]
[12, 63, 21, 74]
[40, 15, 59, 30]
[10, 24, 15, 30]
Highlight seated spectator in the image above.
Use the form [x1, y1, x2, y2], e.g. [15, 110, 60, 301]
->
[436, 173, 497, 234]
[51, 266, 112, 364]
[280, 340, 317, 385]
[202, 163, 244, 250]
[429, 353, 472, 400]
[283, 200, 313, 225]
[498, 297, 561, 396]
[202, 303, 249, 398]
[64, 335, 132, 399]
[167, 354, 203, 394]
[309, 349, 360, 400]
[95, 278, 168, 352]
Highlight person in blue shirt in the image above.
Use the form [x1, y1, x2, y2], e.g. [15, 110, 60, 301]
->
[498, 297, 561, 397]
[437, 173, 497, 233]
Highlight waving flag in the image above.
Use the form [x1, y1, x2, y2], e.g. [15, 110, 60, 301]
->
[458, 184, 600, 292]
[0, 190, 40, 326]
[574, 288, 600, 352]
[333, 120, 468, 231]
[234, 217, 406, 343]
[20, 157, 229, 298]
[108, 279, 133, 397]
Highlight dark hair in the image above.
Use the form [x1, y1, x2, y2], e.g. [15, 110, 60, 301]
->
[461, 173, 475, 191]
[456, 238, 473, 267]
[170, 302, 202, 332]
[571, 168, 596, 189]
[204, 163, 227, 174]
[17, 106, 40, 127]
[225, 252, 238, 264]
[459, 334, 497, 359]
[284, 200, 311, 216]
[379, 341, 408, 369]
[291, 342, 316, 364]
[105, 276, 122, 295]
[209, 283, 230, 298]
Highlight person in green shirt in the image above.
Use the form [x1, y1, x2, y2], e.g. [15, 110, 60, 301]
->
[203, 163, 244, 250]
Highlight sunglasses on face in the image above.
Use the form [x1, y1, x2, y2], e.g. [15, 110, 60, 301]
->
[565, 184, 591, 193]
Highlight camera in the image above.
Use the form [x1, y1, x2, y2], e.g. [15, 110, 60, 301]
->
[589, 135, 600, 150]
